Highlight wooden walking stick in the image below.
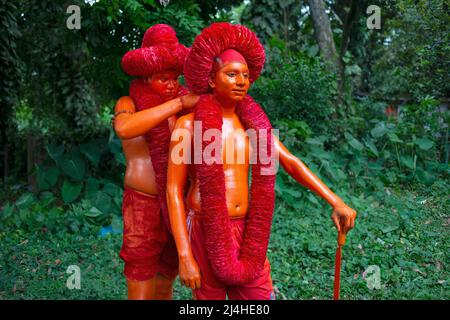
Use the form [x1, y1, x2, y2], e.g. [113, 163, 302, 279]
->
[333, 230, 346, 300]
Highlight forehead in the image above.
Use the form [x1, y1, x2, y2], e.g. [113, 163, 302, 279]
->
[218, 62, 249, 73]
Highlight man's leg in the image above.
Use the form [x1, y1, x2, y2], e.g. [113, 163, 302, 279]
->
[154, 273, 176, 300]
[226, 219, 276, 300]
[127, 278, 156, 300]
[120, 187, 167, 300]
[189, 212, 227, 300]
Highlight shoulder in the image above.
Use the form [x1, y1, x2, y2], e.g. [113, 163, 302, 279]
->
[176, 113, 194, 128]
[114, 96, 135, 113]
[173, 112, 194, 134]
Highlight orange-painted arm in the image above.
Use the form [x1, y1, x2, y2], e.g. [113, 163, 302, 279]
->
[113, 96, 182, 140]
[275, 136, 357, 233]
[166, 115, 201, 290]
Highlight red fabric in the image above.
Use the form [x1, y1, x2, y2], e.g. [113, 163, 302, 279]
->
[119, 187, 178, 281]
[193, 94, 276, 286]
[121, 24, 189, 77]
[129, 79, 189, 233]
[184, 22, 265, 94]
[188, 211, 275, 300]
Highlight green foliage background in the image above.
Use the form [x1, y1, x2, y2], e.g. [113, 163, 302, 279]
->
[0, 0, 448, 300]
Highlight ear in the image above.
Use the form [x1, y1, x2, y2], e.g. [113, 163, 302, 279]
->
[208, 73, 215, 89]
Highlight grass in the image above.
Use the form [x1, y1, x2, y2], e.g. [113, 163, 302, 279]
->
[0, 180, 448, 300]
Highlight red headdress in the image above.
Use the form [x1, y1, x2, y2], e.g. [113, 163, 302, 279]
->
[121, 24, 189, 232]
[122, 24, 189, 76]
[184, 22, 265, 94]
[184, 22, 276, 285]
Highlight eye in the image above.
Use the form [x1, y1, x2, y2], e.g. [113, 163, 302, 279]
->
[227, 72, 236, 77]
[243, 73, 249, 79]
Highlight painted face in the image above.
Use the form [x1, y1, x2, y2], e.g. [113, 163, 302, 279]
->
[209, 62, 250, 103]
[147, 70, 180, 101]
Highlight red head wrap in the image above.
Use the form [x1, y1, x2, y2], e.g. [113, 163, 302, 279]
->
[121, 24, 189, 77]
[184, 22, 265, 93]
[212, 49, 248, 73]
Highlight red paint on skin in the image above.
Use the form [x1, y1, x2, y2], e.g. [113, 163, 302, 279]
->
[147, 70, 180, 102]
[210, 62, 250, 106]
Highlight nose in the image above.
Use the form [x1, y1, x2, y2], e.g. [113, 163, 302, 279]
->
[236, 74, 245, 86]
[167, 80, 175, 89]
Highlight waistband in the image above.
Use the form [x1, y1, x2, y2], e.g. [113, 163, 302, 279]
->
[187, 209, 246, 221]
[124, 185, 158, 199]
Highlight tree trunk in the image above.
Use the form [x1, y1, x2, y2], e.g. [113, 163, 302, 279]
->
[3, 143, 10, 185]
[308, 0, 340, 71]
[27, 135, 41, 190]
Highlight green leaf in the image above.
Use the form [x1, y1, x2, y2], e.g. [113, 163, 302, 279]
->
[371, 123, 388, 138]
[61, 180, 83, 203]
[305, 136, 326, 146]
[88, 191, 112, 214]
[108, 131, 122, 155]
[84, 207, 103, 218]
[36, 165, 60, 190]
[111, 215, 123, 233]
[364, 139, 379, 157]
[1, 203, 15, 220]
[344, 132, 364, 151]
[40, 191, 56, 207]
[16, 193, 35, 210]
[349, 160, 363, 176]
[46, 144, 64, 164]
[381, 225, 399, 233]
[310, 147, 333, 161]
[401, 156, 415, 170]
[85, 178, 101, 194]
[80, 141, 101, 167]
[115, 153, 126, 166]
[102, 182, 119, 196]
[387, 132, 404, 143]
[61, 155, 86, 181]
[36, 165, 50, 190]
[415, 138, 434, 150]
[415, 168, 435, 186]
[283, 188, 302, 198]
[307, 193, 319, 205]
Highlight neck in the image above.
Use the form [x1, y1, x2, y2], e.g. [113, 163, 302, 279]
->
[214, 94, 236, 118]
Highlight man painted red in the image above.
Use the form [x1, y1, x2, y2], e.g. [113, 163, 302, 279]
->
[114, 24, 197, 299]
[166, 23, 357, 300]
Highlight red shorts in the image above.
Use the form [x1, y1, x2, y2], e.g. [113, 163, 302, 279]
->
[188, 211, 276, 300]
[119, 186, 178, 281]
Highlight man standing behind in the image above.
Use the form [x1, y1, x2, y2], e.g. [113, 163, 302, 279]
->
[113, 24, 197, 299]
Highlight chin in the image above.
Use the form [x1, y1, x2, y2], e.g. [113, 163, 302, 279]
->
[233, 95, 246, 102]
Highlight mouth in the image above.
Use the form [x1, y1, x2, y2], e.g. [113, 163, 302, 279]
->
[232, 89, 246, 94]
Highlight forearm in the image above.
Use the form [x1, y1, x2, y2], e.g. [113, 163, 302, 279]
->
[115, 98, 182, 139]
[166, 188, 194, 258]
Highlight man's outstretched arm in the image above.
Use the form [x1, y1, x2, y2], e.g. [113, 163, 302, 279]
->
[274, 136, 357, 233]
[113, 96, 182, 139]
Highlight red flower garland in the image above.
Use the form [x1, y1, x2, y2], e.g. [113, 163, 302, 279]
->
[194, 94, 276, 285]
[129, 78, 189, 232]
